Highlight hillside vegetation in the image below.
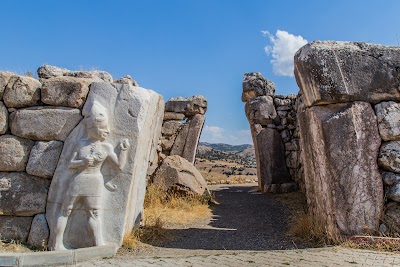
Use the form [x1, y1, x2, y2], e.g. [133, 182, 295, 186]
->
[195, 142, 257, 184]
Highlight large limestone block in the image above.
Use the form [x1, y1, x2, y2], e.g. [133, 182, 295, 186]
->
[146, 96, 165, 178]
[46, 82, 164, 250]
[27, 214, 50, 249]
[242, 72, 275, 102]
[170, 114, 205, 164]
[3, 76, 41, 108]
[375, 101, 400, 141]
[163, 112, 185, 121]
[153, 155, 207, 196]
[26, 141, 64, 178]
[0, 135, 34, 171]
[162, 120, 182, 136]
[37, 65, 113, 82]
[0, 72, 15, 100]
[41, 77, 91, 108]
[254, 128, 291, 190]
[295, 41, 400, 107]
[0, 172, 50, 216]
[298, 101, 383, 235]
[10, 107, 82, 141]
[165, 96, 207, 116]
[378, 141, 400, 172]
[0, 216, 33, 242]
[245, 96, 277, 125]
[0, 101, 9, 134]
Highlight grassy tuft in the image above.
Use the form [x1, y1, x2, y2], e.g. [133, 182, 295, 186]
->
[342, 236, 400, 253]
[123, 184, 212, 250]
[288, 211, 342, 246]
[0, 239, 31, 253]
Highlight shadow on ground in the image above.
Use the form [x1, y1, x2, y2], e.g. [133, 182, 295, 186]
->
[155, 185, 312, 251]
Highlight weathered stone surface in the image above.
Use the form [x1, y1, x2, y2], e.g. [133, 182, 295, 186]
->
[382, 171, 400, 186]
[37, 65, 69, 79]
[161, 136, 176, 151]
[3, 76, 41, 108]
[153, 155, 207, 196]
[26, 141, 64, 178]
[162, 120, 182, 136]
[0, 101, 8, 134]
[46, 82, 164, 249]
[165, 96, 207, 116]
[245, 96, 277, 125]
[375, 101, 400, 141]
[170, 114, 205, 164]
[146, 96, 165, 178]
[41, 77, 91, 108]
[0, 72, 15, 100]
[386, 183, 400, 202]
[163, 112, 185, 121]
[384, 202, 400, 233]
[378, 141, 400, 173]
[27, 214, 50, 249]
[0, 216, 33, 242]
[10, 107, 82, 141]
[0, 135, 34, 171]
[114, 75, 139, 87]
[38, 65, 113, 83]
[254, 128, 291, 191]
[299, 101, 383, 235]
[242, 72, 275, 102]
[0, 172, 50, 216]
[295, 41, 400, 107]
[274, 98, 292, 106]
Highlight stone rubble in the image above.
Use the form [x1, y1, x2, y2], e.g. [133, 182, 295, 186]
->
[150, 95, 209, 196]
[153, 155, 208, 196]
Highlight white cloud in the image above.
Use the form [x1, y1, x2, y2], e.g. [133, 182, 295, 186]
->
[263, 30, 308, 77]
[200, 126, 253, 145]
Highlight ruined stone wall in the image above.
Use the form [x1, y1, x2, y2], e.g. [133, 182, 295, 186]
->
[295, 41, 400, 236]
[0, 65, 163, 249]
[158, 96, 207, 165]
[241, 73, 302, 193]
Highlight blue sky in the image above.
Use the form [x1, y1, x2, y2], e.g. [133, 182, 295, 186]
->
[1, 0, 399, 144]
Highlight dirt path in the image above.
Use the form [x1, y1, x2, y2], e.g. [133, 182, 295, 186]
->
[115, 183, 311, 259]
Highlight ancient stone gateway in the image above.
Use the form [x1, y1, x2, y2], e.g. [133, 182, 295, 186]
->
[0, 65, 208, 254]
[243, 41, 400, 237]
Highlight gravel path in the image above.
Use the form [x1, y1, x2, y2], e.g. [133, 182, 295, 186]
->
[155, 184, 306, 251]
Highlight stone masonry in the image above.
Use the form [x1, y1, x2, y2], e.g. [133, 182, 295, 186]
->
[241, 72, 302, 193]
[294, 41, 400, 235]
[0, 65, 166, 250]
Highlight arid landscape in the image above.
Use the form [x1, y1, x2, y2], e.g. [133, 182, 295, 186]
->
[195, 142, 258, 184]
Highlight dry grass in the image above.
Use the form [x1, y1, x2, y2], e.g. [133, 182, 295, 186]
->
[342, 236, 400, 253]
[282, 192, 400, 253]
[0, 240, 32, 253]
[288, 211, 343, 246]
[123, 184, 212, 250]
[276, 192, 342, 246]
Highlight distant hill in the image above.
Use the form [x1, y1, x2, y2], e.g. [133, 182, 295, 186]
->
[198, 142, 253, 153]
[196, 142, 256, 167]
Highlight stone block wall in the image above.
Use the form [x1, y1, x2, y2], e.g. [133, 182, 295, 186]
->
[294, 41, 400, 236]
[158, 96, 207, 165]
[241, 73, 302, 193]
[0, 65, 162, 248]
